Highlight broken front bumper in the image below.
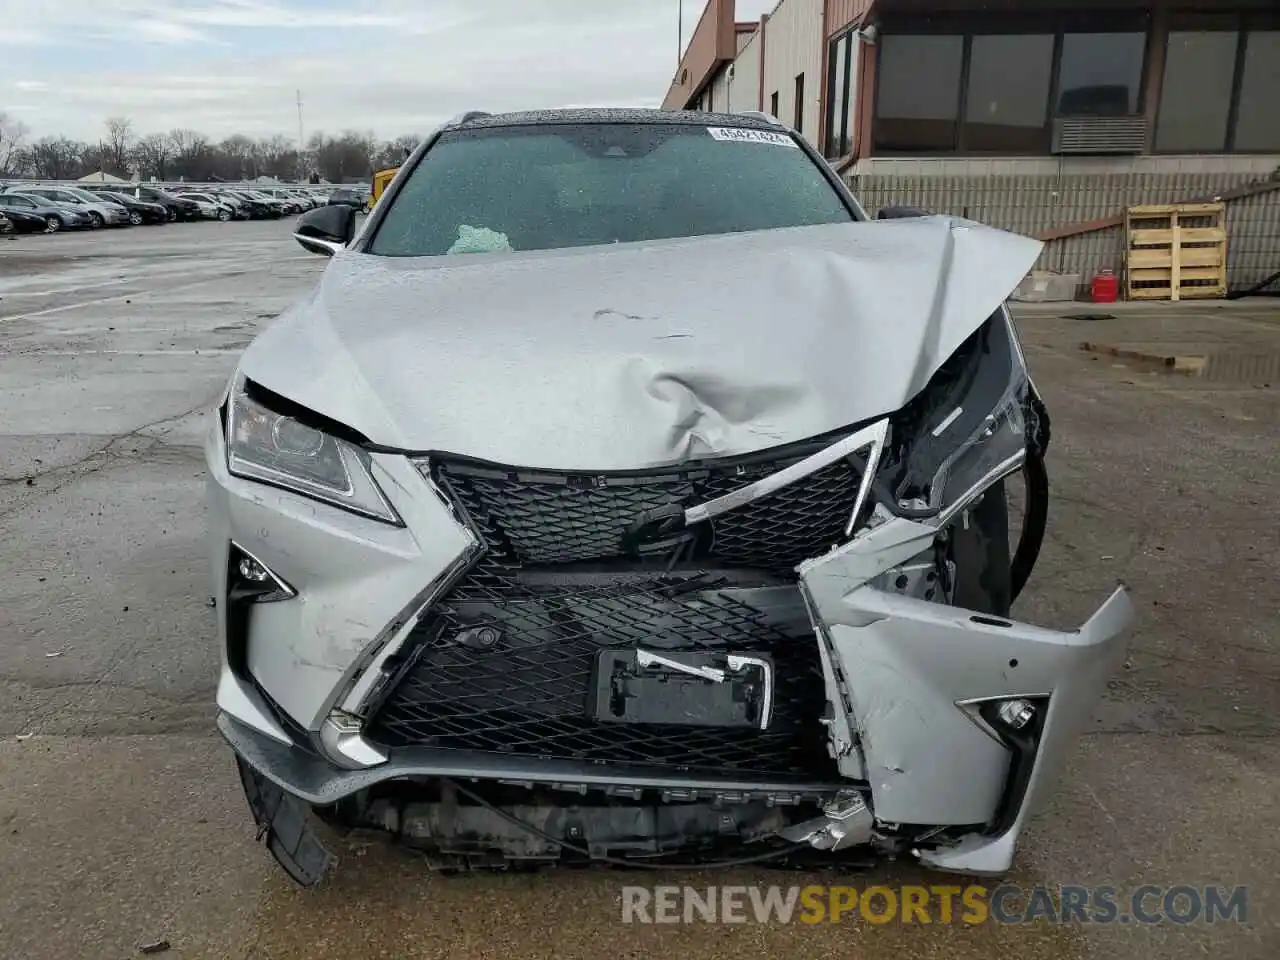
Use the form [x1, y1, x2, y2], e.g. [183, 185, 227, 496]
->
[800, 516, 1131, 871]
[209, 413, 1132, 875]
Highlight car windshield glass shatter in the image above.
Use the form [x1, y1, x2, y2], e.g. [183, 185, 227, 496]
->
[368, 122, 853, 257]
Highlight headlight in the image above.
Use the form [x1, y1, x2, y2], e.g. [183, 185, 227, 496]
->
[225, 379, 401, 525]
[880, 309, 1043, 523]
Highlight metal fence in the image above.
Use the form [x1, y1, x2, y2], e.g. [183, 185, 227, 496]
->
[849, 171, 1280, 293]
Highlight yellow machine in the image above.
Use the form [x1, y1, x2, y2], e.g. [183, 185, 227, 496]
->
[368, 166, 400, 211]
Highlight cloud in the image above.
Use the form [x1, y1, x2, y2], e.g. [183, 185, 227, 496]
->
[134, 18, 217, 44]
[0, 0, 734, 140]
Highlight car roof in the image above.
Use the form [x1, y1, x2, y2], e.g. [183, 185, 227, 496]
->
[452, 107, 783, 132]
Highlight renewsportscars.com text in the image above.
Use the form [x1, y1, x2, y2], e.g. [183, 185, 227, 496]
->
[621, 884, 1249, 926]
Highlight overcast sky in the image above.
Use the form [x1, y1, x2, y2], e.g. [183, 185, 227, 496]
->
[1, 0, 778, 143]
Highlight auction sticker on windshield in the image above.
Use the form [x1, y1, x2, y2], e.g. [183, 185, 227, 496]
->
[706, 127, 798, 147]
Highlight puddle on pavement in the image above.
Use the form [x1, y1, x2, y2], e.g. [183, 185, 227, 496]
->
[243, 842, 1089, 960]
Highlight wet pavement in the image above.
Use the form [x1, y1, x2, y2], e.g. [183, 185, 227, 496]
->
[0, 220, 1277, 958]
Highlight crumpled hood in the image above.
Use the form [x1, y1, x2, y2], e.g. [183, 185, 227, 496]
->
[240, 216, 1041, 470]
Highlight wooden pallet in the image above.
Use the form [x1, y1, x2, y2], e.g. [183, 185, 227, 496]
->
[1125, 202, 1227, 301]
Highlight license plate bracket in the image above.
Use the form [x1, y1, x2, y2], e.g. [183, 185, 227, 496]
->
[590, 649, 773, 730]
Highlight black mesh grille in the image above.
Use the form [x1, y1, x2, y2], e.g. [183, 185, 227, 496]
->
[365, 445, 862, 780]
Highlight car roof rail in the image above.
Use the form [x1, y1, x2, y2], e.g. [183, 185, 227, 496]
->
[737, 110, 785, 127]
[448, 110, 492, 126]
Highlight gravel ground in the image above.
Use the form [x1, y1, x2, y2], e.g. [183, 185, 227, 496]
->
[0, 220, 1276, 959]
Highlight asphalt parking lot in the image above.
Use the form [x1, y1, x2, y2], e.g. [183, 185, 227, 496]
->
[1, 219, 1277, 959]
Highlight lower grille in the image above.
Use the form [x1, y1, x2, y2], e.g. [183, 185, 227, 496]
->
[366, 444, 862, 780]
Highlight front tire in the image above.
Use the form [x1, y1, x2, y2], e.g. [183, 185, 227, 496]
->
[45, 216, 61, 233]
[129, 211, 143, 226]
[89, 211, 105, 229]
[217, 208, 232, 222]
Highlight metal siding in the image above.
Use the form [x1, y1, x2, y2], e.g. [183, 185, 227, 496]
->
[761, 0, 824, 139]
[847, 158, 1280, 291]
[709, 67, 731, 114]
[827, 0, 874, 34]
[663, 0, 735, 109]
[732, 29, 764, 113]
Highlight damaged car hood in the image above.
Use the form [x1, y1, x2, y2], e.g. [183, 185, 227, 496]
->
[241, 216, 1041, 470]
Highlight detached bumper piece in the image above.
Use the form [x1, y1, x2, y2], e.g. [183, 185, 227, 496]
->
[235, 755, 336, 886]
[364, 450, 864, 782]
[801, 528, 1133, 874]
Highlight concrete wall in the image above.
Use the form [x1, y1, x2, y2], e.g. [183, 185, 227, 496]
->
[848, 159, 1280, 291]
[732, 27, 764, 112]
[761, 0, 824, 139]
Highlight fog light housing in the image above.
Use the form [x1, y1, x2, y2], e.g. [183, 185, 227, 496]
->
[239, 555, 271, 582]
[228, 543, 295, 603]
[996, 698, 1036, 731]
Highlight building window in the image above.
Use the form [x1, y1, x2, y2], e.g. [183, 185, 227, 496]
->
[1156, 26, 1238, 152]
[874, 33, 964, 153]
[825, 31, 855, 158]
[1056, 31, 1146, 116]
[964, 34, 1054, 153]
[794, 73, 805, 134]
[770, 91, 779, 118]
[1235, 30, 1280, 151]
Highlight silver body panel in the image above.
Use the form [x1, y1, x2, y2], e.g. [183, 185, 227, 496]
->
[208, 214, 1131, 875]
[238, 216, 1040, 469]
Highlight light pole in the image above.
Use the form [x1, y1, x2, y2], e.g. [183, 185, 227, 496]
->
[677, 0, 683, 66]
[296, 89, 305, 182]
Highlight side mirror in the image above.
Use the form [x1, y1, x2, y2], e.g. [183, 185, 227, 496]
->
[878, 206, 929, 220]
[294, 204, 356, 257]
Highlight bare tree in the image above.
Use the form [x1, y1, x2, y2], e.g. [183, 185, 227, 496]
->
[4, 120, 434, 184]
[133, 133, 170, 180]
[377, 133, 421, 168]
[103, 116, 135, 176]
[167, 128, 210, 178]
[220, 134, 257, 179]
[256, 135, 297, 179]
[0, 111, 31, 175]
[27, 136, 85, 180]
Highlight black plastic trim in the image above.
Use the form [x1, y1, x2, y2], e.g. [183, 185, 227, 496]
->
[219, 713, 858, 808]
[979, 697, 1049, 837]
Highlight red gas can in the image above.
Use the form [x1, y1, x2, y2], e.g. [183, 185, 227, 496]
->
[1091, 269, 1119, 303]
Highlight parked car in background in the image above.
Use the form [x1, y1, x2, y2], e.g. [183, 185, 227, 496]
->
[2, 185, 131, 227]
[0, 202, 50, 233]
[93, 190, 169, 225]
[242, 189, 291, 216]
[83, 184, 201, 221]
[176, 192, 235, 221]
[326, 187, 365, 210]
[0, 192, 93, 231]
[287, 190, 323, 210]
[252, 187, 304, 213]
[220, 190, 280, 219]
[208, 191, 252, 219]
